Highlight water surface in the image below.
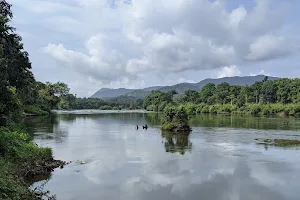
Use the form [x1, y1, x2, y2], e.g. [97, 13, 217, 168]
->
[25, 111, 300, 200]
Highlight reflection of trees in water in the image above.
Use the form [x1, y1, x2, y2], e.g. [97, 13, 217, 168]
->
[24, 115, 69, 143]
[74, 113, 146, 124]
[144, 113, 161, 126]
[57, 114, 76, 122]
[189, 114, 300, 130]
[161, 132, 192, 155]
[24, 115, 59, 135]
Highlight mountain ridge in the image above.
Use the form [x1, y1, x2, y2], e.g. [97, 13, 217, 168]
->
[90, 75, 278, 99]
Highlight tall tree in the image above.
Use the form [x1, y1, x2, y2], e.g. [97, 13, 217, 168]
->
[199, 83, 216, 104]
[215, 82, 230, 104]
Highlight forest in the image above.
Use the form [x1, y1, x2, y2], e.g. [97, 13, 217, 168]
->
[0, 0, 71, 119]
[1, 2, 66, 199]
[143, 76, 300, 116]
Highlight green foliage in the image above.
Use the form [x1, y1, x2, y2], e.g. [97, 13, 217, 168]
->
[247, 104, 261, 115]
[0, 159, 37, 200]
[0, 1, 69, 118]
[23, 105, 49, 116]
[99, 105, 113, 110]
[142, 75, 300, 117]
[143, 91, 174, 111]
[60, 95, 143, 110]
[161, 106, 191, 132]
[0, 129, 52, 162]
[0, 127, 54, 199]
[201, 105, 210, 113]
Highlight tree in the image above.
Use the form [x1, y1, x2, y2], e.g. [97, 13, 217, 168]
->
[215, 82, 230, 104]
[229, 85, 241, 106]
[143, 91, 174, 111]
[237, 85, 250, 106]
[199, 83, 216, 104]
[0, 0, 35, 115]
[180, 90, 201, 104]
[260, 80, 277, 103]
[250, 81, 263, 104]
[50, 82, 70, 97]
[161, 106, 191, 132]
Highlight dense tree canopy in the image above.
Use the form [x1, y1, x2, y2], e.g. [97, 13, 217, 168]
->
[0, 1, 68, 117]
[144, 77, 300, 116]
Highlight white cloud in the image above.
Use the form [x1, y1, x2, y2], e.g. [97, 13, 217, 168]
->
[10, 0, 76, 14]
[214, 65, 241, 78]
[246, 35, 291, 61]
[10, 0, 300, 94]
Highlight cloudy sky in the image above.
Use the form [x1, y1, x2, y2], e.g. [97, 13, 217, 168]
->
[10, 0, 300, 97]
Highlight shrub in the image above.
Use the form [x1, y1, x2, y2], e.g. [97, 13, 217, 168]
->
[184, 103, 197, 115]
[161, 106, 191, 132]
[209, 104, 221, 114]
[0, 128, 55, 199]
[217, 104, 237, 114]
[23, 105, 49, 115]
[99, 105, 112, 110]
[195, 103, 206, 114]
[248, 104, 261, 115]
[201, 105, 210, 113]
[146, 104, 156, 111]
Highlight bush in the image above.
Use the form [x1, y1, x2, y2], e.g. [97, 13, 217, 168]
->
[99, 105, 112, 110]
[146, 104, 156, 111]
[23, 105, 49, 115]
[217, 104, 237, 114]
[209, 104, 221, 114]
[261, 106, 270, 115]
[248, 104, 262, 115]
[201, 105, 210, 113]
[285, 104, 300, 116]
[161, 106, 191, 132]
[0, 128, 55, 199]
[0, 159, 36, 200]
[184, 103, 197, 115]
[195, 103, 206, 114]
[158, 101, 168, 112]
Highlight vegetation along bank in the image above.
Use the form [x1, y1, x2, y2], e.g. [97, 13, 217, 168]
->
[142, 76, 300, 116]
[1, 1, 66, 199]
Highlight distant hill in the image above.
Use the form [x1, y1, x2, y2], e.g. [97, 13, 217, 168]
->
[90, 88, 134, 98]
[90, 75, 278, 99]
[195, 75, 278, 88]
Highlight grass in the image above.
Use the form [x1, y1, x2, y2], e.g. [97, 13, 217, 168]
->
[0, 126, 60, 199]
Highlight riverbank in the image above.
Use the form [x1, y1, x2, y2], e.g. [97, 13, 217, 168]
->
[0, 126, 66, 199]
[170, 103, 300, 117]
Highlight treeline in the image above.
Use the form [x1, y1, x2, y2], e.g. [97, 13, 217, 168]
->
[0, 0, 69, 118]
[143, 77, 300, 116]
[1, 2, 64, 199]
[58, 95, 144, 110]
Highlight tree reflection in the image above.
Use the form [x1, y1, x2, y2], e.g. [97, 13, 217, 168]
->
[161, 132, 192, 155]
[24, 115, 59, 135]
[144, 113, 161, 126]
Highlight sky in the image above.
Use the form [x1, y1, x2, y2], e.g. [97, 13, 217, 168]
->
[9, 0, 300, 97]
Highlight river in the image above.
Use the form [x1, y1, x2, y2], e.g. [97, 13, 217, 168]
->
[25, 110, 300, 200]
